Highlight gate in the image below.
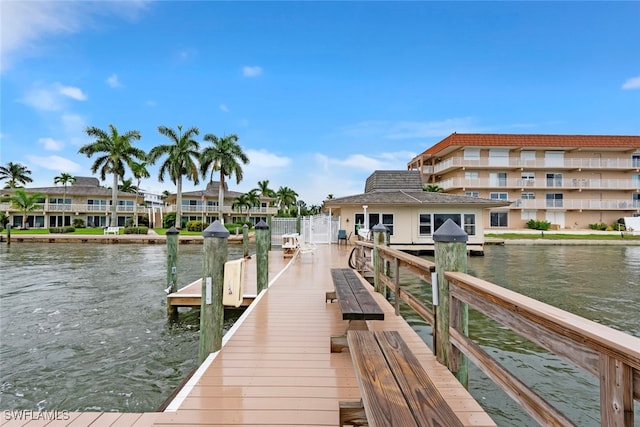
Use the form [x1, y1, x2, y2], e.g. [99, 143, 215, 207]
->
[270, 218, 298, 246]
[300, 214, 339, 244]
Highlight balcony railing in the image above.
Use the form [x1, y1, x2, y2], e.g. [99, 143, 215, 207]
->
[510, 199, 640, 210]
[165, 205, 279, 215]
[440, 177, 639, 191]
[432, 157, 640, 174]
[0, 203, 148, 214]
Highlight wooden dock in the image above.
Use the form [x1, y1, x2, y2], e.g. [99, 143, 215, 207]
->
[1, 244, 495, 427]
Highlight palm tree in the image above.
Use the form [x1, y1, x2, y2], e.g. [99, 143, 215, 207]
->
[424, 184, 444, 192]
[200, 133, 249, 223]
[118, 178, 137, 193]
[79, 124, 144, 227]
[10, 188, 44, 229]
[276, 186, 298, 217]
[53, 172, 76, 227]
[130, 161, 150, 227]
[0, 162, 33, 189]
[232, 193, 250, 220]
[148, 125, 200, 228]
[256, 180, 276, 205]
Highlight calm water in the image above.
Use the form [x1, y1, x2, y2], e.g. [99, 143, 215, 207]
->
[0, 243, 638, 425]
[0, 242, 251, 412]
[401, 245, 640, 427]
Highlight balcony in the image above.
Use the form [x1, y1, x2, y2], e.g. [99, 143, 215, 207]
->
[431, 156, 640, 175]
[510, 199, 640, 211]
[0, 203, 149, 214]
[439, 177, 639, 191]
[166, 205, 278, 215]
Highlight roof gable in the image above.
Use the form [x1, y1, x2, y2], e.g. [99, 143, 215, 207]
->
[365, 170, 423, 192]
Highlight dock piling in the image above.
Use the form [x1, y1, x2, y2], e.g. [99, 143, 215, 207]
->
[6, 224, 10, 246]
[242, 224, 249, 258]
[434, 218, 469, 388]
[199, 220, 229, 364]
[255, 220, 269, 294]
[372, 224, 388, 297]
[166, 226, 179, 318]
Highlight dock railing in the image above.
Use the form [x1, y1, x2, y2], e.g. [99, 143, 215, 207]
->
[354, 239, 640, 426]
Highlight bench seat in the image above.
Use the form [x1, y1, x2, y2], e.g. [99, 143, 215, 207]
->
[341, 330, 465, 427]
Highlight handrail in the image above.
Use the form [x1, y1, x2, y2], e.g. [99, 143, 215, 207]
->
[355, 239, 640, 426]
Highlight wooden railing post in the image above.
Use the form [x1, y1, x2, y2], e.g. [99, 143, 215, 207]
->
[433, 218, 469, 388]
[372, 224, 388, 296]
[242, 224, 249, 258]
[255, 219, 269, 294]
[199, 220, 229, 364]
[166, 226, 179, 318]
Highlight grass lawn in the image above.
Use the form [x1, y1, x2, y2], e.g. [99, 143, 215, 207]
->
[486, 232, 640, 240]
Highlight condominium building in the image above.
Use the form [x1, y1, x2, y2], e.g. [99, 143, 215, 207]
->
[407, 133, 640, 230]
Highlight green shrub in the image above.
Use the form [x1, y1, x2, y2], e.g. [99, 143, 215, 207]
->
[49, 226, 75, 233]
[588, 223, 608, 231]
[124, 226, 148, 234]
[526, 219, 551, 230]
[163, 212, 176, 228]
[72, 218, 85, 228]
[186, 220, 203, 232]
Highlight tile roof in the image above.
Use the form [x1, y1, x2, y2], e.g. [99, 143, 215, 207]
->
[364, 170, 423, 192]
[412, 133, 640, 159]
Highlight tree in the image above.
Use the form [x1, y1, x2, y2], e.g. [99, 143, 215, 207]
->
[79, 124, 144, 227]
[9, 188, 44, 228]
[0, 162, 33, 189]
[276, 186, 298, 216]
[327, 194, 334, 200]
[130, 161, 150, 227]
[256, 180, 276, 205]
[118, 178, 137, 193]
[232, 193, 250, 219]
[53, 172, 76, 227]
[148, 125, 200, 228]
[424, 184, 444, 193]
[200, 133, 249, 224]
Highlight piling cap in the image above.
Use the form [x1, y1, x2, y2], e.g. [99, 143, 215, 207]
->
[166, 226, 179, 235]
[255, 219, 269, 230]
[243, 224, 249, 229]
[433, 218, 468, 242]
[203, 220, 230, 238]
[372, 223, 388, 232]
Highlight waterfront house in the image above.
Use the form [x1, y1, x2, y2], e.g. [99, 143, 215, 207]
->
[163, 181, 278, 226]
[323, 170, 508, 253]
[0, 177, 141, 228]
[408, 133, 640, 230]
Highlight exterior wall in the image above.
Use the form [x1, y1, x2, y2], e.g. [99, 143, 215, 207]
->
[333, 205, 486, 247]
[416, 145, 640, 230]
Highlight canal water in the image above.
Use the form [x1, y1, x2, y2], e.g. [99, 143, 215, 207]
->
[0, 242, 251, 412]
[0, 243, 638, 425]
[401, 244, 640, 427]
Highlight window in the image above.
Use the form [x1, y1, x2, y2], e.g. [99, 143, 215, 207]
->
[381, 214, 394, 235]
[489, 149, 509, 166]
[489, 172, 507, 187]
[521, 172, 535, 186]
[434, 213, 461, 232]
[545, 151, 564, 167]
[464, 148, 480, 161]
[546, 173, 563, 187]
[490, 192, 509, 200]
[490, 212, 508, 227]
[355, 212, 394, 235]
[633, 194, 640, 208]
[49, 198, 71, 204]
[419, 214, 432, 235]
[546, 193, 563, 208]
[632, 174, 640, 189]
[520, 151, 536, 166]
[632, 154, 640, 168]
[521, 192, 535, 199]
[465, 191, 479, 197]
[88, 199, 107, 211]
[465, 171, 479, 180]
[463, 214, 476, 235]
[521, 210, 537, 221]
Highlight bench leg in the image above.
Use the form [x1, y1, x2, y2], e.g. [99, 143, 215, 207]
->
[325, 290, 336, 303]
[339, 400, 367, 426]
[331, 320, 368, 353]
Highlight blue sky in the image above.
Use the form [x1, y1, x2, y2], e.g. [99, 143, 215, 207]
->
[1, 1, 639, 205]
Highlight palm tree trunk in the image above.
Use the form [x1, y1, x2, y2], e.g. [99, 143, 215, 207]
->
[218, 172, 225, 224]
[62, 185, 67, 228]
[111, 173, 118, 227]
[134, 179, 140, 228]
[176, 177, 183, 229]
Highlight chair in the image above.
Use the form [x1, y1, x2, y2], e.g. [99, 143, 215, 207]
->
[338, 229, 350, 245]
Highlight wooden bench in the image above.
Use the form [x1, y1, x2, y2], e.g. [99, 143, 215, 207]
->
[327, 268, 384, 352]
[104, 227, 120, 235]
[340, 330, 465, 427]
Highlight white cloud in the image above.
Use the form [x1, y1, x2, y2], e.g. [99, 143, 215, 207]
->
[27, 155, 82, 173]
[622, 76, 640, 90]
[106, 74, 123, 88]
[1, 1, 150, 72]
[38, 137, 64, 151]
[246, 149, 291, 168]
[219, 104, 229, 113]
[59, 85, 87, 101]
[242, 66, 263, 77]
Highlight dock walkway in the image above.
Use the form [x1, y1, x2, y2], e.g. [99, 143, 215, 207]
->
[2, 244, 495, 427]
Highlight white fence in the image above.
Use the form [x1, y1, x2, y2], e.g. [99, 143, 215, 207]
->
[270, 214, 340, 246]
